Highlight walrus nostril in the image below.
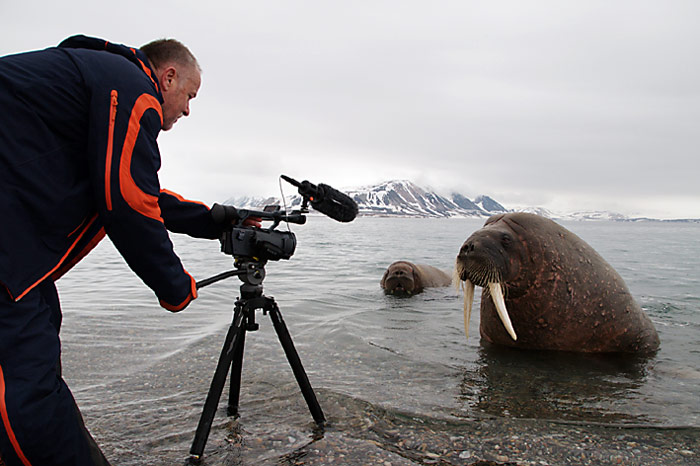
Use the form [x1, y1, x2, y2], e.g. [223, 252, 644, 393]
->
[463, 243, 475, 253]
[460, 243, 473, 256]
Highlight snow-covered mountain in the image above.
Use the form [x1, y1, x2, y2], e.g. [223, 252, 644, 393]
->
[226, 180, 507, 218]
[346, 180, 507, 217]
[555, 211, 630, 221]
[224, 179, 699, 222]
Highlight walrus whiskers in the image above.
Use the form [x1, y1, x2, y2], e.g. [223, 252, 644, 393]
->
[454, 258, 517, 341]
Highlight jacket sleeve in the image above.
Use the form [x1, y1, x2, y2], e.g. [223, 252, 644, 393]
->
[88, 85, 197, 312]
[159, 190, 224, 239]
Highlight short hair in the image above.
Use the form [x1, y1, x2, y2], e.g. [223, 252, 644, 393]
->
[140, 38, 201, 73]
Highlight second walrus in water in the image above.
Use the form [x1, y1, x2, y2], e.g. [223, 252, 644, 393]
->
[381, 261, 452, 296]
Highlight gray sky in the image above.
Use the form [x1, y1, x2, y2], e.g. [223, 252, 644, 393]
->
[3, 1, 699, 218]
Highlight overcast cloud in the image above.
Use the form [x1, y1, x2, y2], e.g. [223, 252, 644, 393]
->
[2, 1, 699, 218]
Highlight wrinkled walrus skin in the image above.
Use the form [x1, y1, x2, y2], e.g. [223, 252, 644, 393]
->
[455, 213, 660, 353]
[381, 261, 452, 296]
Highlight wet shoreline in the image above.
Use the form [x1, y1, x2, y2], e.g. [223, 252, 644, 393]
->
[183, 390, 699, 466]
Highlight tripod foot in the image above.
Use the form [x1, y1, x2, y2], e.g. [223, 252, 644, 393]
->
[186, 454, 202, 465]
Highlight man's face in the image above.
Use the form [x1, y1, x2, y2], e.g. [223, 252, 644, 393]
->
[160, 64, 201, 131]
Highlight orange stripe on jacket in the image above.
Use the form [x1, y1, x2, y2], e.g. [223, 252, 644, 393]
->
[160, 189, 209, 208]
[105, 90, 118, 211]
[0, 365, 34, 466]
[128, 47, 160, 93]
[67, 216, 88, 238]
[14, 215, 99, 302]
[51, 227, 106, 281]
[137, 58, 160, 93]
[119, 93, 164, 222]
[159, 271, 198, 312]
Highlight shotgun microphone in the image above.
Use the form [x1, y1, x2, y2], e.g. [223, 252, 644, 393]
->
[281, 175, 358, 223]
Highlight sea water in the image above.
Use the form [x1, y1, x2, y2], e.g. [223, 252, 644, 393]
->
[56, 217, 700, 464]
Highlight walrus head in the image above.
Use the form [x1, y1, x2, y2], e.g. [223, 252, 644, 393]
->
[381, 261, 423, 296]
[454, 222, 520, 342]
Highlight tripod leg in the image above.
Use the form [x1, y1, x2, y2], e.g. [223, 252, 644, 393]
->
[267, 303, 326, 426]
[188, 309, 246, 464]
[227, 322, 246, 417]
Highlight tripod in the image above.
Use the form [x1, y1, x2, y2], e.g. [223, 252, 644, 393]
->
[187, 259, 325, 465]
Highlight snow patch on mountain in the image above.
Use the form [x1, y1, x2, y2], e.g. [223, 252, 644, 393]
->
[225, 180, 699, 222]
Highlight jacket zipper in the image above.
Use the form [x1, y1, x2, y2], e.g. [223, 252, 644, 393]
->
[105, 90, 118, 211]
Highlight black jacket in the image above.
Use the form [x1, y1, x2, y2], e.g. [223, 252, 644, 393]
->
[0, 35, 220, 311]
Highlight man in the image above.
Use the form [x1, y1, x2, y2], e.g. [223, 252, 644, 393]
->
[0, 35, 231, 465]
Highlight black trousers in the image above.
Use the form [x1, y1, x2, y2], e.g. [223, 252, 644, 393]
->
[0, 281, 110, 466]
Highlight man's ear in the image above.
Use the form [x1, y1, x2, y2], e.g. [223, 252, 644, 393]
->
[160, 66, 177, 91]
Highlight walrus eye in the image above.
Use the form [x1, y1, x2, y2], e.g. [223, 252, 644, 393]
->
[501, 233, 513, 248]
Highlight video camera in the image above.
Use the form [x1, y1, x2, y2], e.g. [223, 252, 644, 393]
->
[209, 175, 358, 263]
[211, 204, 299, 261]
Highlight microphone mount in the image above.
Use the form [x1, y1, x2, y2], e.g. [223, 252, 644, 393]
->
[281, 175, 358, 223]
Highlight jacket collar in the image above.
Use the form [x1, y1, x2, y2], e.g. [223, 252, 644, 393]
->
[58, 35, 163, 102]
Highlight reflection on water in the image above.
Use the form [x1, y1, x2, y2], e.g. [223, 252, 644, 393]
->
[461, 344, 655, 424]
[55, 217, 700, 464]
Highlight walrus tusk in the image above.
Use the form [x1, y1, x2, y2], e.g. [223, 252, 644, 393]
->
[488, 282, 517, 341]
[462, 279, 475, 339]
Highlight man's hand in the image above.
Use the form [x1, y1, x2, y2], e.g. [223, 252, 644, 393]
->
[242, 217, 262, 228]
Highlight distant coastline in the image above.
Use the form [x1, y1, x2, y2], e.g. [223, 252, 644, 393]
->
[226, 179, 700, 223]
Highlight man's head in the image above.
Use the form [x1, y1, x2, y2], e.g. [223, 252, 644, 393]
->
[141, 39, 201, 131]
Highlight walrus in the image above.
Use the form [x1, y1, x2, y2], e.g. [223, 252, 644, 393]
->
[381, 261, 452, 296]
[454, 213, 660, 353]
